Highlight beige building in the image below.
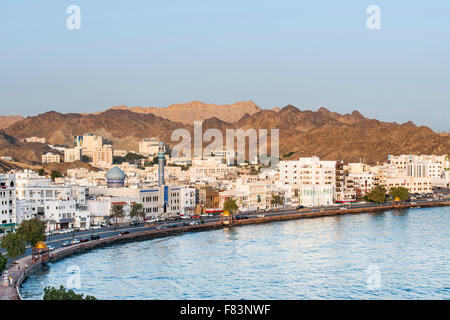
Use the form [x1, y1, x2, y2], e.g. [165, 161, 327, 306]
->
[382, 176, 433, 194]
[92, 145, 113, 168]
[24, 137, 46, 144]
[139, 138, 160, 156]
[42, 152, 60, 164]
[64, 147, 82, 163]
[75, 133, 103, 158]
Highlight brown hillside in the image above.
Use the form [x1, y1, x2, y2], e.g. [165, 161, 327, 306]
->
[4, 105, 450, 164]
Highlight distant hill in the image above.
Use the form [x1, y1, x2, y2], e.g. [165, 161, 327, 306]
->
[0, 115, 23, 129]
[4, 103, 450, 164]
[105, 100, 262, 124]
[0, 130, 59, 164]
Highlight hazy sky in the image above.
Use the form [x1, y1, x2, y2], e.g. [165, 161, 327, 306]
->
[1, 1, 449, 131]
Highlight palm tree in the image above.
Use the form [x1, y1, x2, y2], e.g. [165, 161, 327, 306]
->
[270, 194, 283, 207]
[129, 203, 145, 221]
[109, 205, 125, 230]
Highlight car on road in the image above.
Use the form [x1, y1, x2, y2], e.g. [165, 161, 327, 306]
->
[90, 235, 100, 240]
[296, 205, 305, 209]
[257, 214, 265, 218]
[189, 221, 199, 226]
[71, 239, 80, 244]
[47, 246, 55, 251]
[61, 241, 72, 247]
[130, 221, 140, 226]
[119, 231, 130, 235]
[80, 237, 90, 243]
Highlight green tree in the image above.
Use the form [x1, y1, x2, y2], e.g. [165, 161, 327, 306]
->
[109, 204, 125, 230]
[38, 168, 46, 176]
[270, 194, 283, 207]
[0, 252, 7, 274]
[129, 203, 145, 221]
[50, 170, 62, 181]
[81, 155, 90, 163]
[43, 285, 97, 300]
[389, 187, 410, 201]
[1, 233, 26, 262]
[16, 218, 45, 247]
[223, 198, 239, 215]
[367, 185, 387, 204]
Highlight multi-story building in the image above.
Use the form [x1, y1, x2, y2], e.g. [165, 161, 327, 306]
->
[348, 172, 376, 196]
[15, 200, 38, 224]
[279, 157, 336, 206]
[42, 152, 61, 164]
[383, 176, 433, 194]
[64, 147, 82, 163]
[189, 161, 237, 181]
[92, 145, 113, 168]
[139, 138, 160, 157]
[44, 199, 77, 231]
[75, 133, 103, 158]
[0, 174, 16, 234]
[24, 137, 46, 144]
[196, 185, 220, 209]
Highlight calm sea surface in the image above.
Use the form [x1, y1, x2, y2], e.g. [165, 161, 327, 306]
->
[20, 207, 450, 299]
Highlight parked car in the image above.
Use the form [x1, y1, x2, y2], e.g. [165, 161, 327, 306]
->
[80, 237, 90, 243]
[130, 221, 140, 226]
[119, 231, 130, 235]
[296, 205, 305, 209]
[61, 241, 72, 247]
[71, 239, 80, 244]
[90, 235, 100, 240]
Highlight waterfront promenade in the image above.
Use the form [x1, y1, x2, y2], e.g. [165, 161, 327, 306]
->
[2, 199, 450, 300]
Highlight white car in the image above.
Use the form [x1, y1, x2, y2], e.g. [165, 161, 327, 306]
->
[257, 214, 265, 218]
[189, 222, 199, 226]
[71, 239, 80, 244]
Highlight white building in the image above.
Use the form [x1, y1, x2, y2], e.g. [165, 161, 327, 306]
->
[0, 174, 16, 234]
[44, 199, 77, 231]
[279, 157, 336, 206]
[15, 200, 38, 224]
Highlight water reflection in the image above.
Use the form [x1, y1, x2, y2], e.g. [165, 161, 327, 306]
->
[20, 207, 450, 300]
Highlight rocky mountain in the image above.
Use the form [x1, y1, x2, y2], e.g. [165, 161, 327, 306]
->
[0, 131, 58, 164]
[106, 100, 262, 124]
[0, 115, 23, 129]
[4, 105, 450, 164]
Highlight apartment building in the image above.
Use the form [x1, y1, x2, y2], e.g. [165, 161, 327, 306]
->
[279, 157, 336, 206]
[92, 145, 113, 168]
[64, 147, 82, 163]
[139, 138, 160, 156]
[0, 174, 16, 233]
[42, 152, 61, 164]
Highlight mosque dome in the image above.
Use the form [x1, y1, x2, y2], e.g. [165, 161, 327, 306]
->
[105, 166, 126, 181]
[106, 166, 126, 188]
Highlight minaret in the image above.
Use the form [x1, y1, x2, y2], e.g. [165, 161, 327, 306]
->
[158, 142, 165, 186]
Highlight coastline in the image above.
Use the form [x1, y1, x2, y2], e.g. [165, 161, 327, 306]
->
[2, 200, 449, 300]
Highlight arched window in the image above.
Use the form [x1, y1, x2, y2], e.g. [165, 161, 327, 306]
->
[10, 181, 14, 188]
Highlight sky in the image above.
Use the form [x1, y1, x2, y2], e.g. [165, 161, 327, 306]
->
[1, 1, 449, 131]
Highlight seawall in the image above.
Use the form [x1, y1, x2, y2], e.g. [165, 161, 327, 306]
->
[2, 200, 449, 300]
